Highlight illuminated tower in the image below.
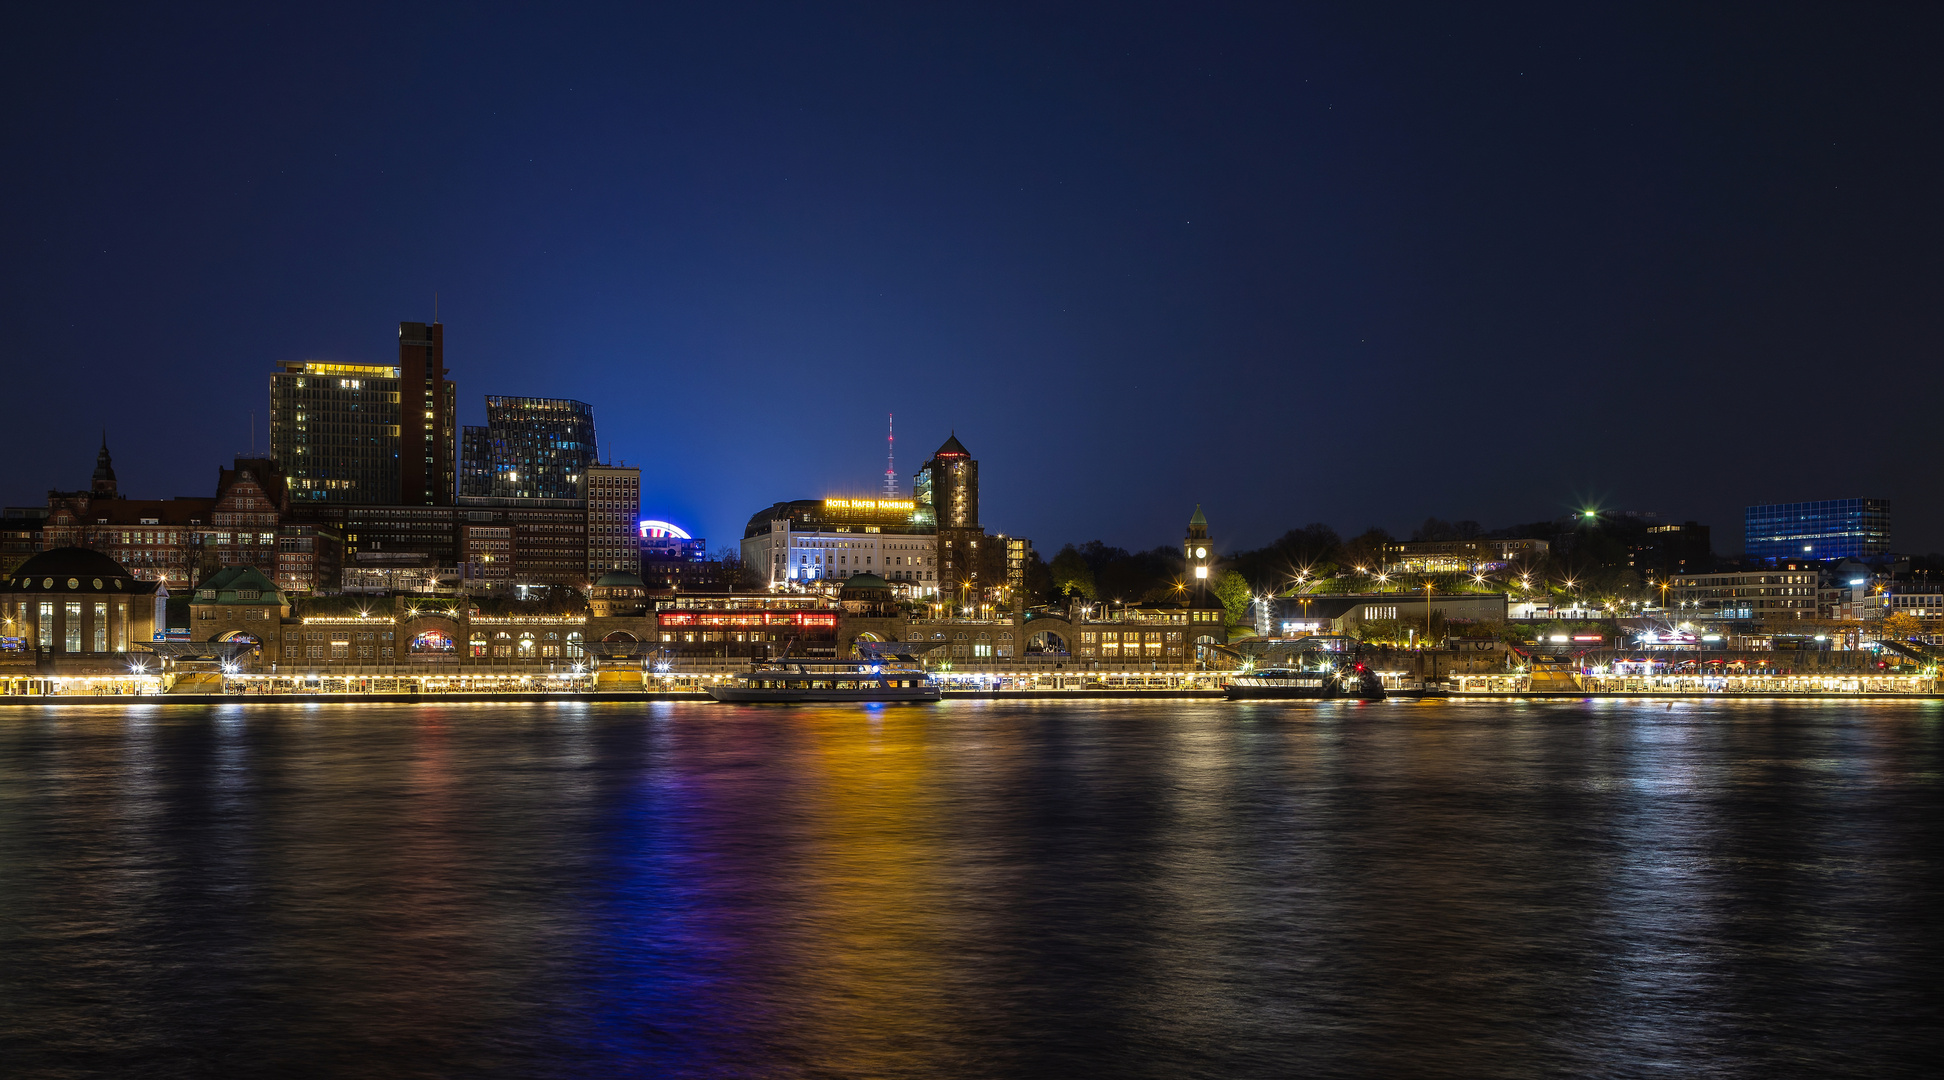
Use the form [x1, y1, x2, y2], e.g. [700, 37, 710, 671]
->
[1185, 505, 1213, 592]
[923, 433, 982, 607]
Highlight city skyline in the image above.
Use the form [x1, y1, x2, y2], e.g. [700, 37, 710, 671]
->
[5, 6, 1942, 554]
[0, 396, 1915, 561]
[4, 11, 1941, 1075]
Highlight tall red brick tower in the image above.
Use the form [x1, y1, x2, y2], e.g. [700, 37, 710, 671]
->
[397, 321, 456, 505]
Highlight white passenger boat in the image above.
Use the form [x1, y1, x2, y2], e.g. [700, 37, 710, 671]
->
[1223, 636, 1386, 700]
[707, 662, 942, 703]
[1224, 666, 1385, 700]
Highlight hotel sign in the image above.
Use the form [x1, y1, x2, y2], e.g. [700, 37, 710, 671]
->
[823, 499, 915, 511]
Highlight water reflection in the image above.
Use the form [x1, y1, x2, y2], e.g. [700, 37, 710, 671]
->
[0, 700, 1938, 1078]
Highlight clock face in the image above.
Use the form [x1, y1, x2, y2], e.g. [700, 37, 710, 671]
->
[1194, 547, 1207, 559]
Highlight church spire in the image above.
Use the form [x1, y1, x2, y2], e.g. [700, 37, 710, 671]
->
[92, 430, 118, 498]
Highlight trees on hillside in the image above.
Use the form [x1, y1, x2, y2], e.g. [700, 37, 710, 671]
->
[1213, 569, 1253, 628]
[1049, 545, 1096, 599]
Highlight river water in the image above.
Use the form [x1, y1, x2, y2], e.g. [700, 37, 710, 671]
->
[1, 699, 1938, 1078]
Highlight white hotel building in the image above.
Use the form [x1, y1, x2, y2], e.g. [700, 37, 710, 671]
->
[740, 498, 938, 595]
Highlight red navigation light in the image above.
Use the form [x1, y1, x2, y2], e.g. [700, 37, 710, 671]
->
[1354, 662, 1366, 671]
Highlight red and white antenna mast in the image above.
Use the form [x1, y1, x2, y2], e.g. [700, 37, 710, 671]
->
[881, 412, 899, 498]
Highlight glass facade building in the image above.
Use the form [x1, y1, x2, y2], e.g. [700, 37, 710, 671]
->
[1744, 499, 1890, 562]
[460, 397, 597, 501]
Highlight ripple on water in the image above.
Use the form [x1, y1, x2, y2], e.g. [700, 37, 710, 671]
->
[0, 698, 1939, 1079]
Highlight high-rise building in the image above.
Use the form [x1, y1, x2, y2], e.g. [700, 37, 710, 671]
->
[1628, 522, 1712, 578]
[397, 322, 457, 506]
[1745, 499, 1890, 563]
[923, 434, 982, 606]
[460, 397, 597, 501]
[586, 464, 640, 578]
[269, 360, 402, 503]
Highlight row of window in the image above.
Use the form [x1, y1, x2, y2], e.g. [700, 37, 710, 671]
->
[7, 600, 126, 652]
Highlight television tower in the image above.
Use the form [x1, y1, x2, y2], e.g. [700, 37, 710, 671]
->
[881, 413, 900, 498]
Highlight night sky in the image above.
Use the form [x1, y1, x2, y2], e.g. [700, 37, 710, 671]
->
[5, 4, 1940, 556]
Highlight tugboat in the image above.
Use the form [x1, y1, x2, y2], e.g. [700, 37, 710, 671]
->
[1224, 636, 1387, 700]
[707, 661, 941, 703]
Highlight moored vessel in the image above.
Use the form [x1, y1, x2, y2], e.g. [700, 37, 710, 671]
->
[1223, 665, 1386, 700]
[707, 661, 941, 703]
[1223, 635, 1386, 700]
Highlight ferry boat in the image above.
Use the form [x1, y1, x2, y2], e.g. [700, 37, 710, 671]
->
[1224, 665, 1386, 700]
[707, 662, 942, 703]
[1223, 635, 1386, 700]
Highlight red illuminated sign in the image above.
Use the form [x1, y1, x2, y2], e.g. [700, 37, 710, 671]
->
[657, 610, 837, 629]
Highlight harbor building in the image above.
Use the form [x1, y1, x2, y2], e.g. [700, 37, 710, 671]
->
[1, 548, 164, 680]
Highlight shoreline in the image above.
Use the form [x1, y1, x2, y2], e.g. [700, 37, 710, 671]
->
[2, 689, 1941, 706]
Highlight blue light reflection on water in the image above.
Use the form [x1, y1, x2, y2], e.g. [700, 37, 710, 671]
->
[0, 699, 1939, 1078]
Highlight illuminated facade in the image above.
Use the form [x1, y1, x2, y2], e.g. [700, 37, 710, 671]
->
[741, 497, 937, 595]
[1672, 567, 1820, 621]
[651, 593, 842, 659]
[460, 396, 596, 501]
[270, 319, 454, 505]
[1745, 499, 1890, 563]
[1379, 537, 1549, 575]
[270, 360, 402, 502]
[1, 548, 162, 673]
[586, 464, 640, 577]
[924, 435, 982, 604]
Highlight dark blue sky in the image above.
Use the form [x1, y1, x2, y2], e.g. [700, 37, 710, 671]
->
[5, 4, 1940, 555]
